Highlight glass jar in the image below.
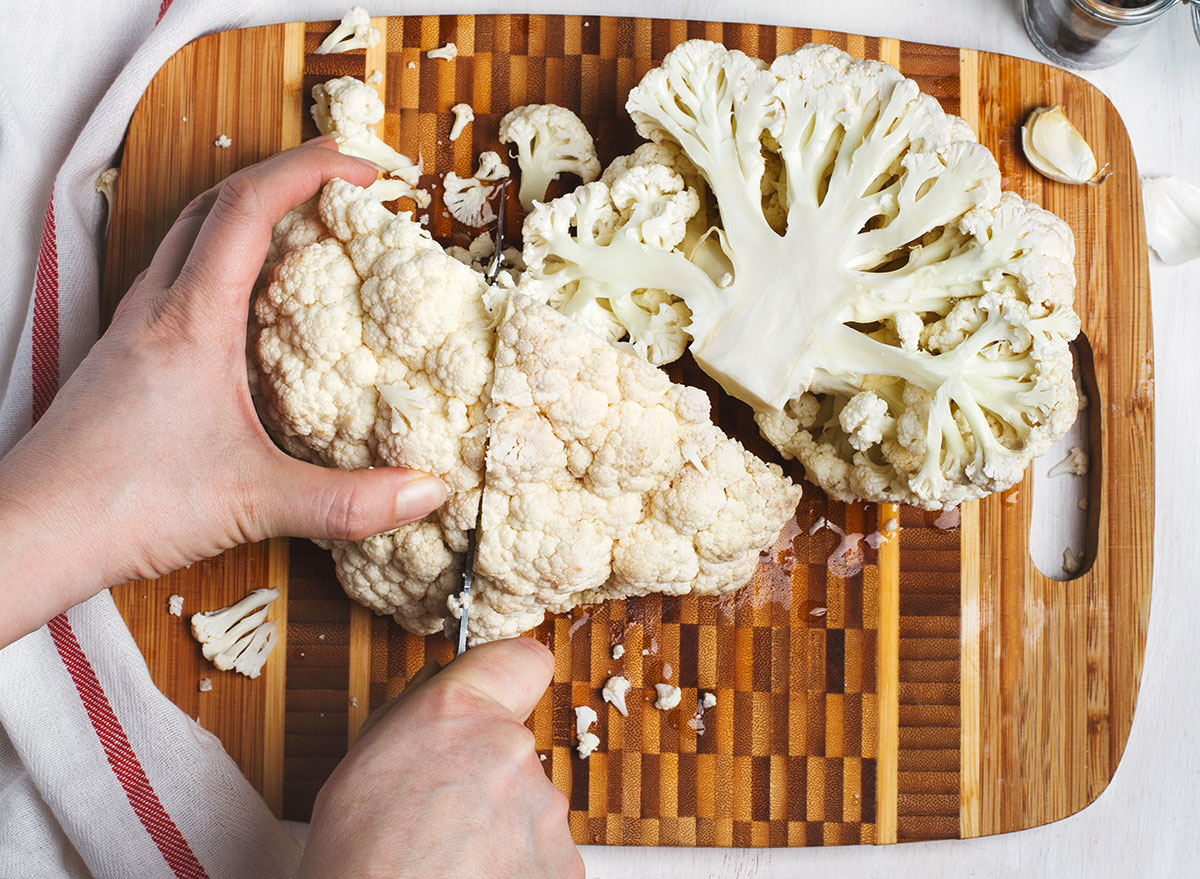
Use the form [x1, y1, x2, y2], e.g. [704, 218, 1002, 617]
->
[1023, 0, 1200, 69]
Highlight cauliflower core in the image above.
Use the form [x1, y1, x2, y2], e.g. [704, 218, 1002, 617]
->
[461, 295, 801, 644]
[519, 41, 1081, 509]
[254, 183, 799, 643]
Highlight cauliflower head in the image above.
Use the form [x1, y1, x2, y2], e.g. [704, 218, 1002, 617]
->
[253, 179, 493, 633]
[518, 40, 1080, 509]
[499, 104, 601, 211]
[462, 295, 801, 644]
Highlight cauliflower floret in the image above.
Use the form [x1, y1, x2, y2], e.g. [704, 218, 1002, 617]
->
[252, 179, 493, 634]
[440, 151, 512, 229]
[190, 589, 280, 679]
[315, 6, 381, 55]
[311, 77, 430, 208]
[449, 103, 474, 141]
[466, 296, 800, 644]
[499, 104, 601, 211]
[427, 42, 458, 61]
[602, 675, 632, 716]
[523, 40, 1080, 508]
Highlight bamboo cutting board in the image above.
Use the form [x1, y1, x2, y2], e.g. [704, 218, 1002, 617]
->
[102, 15, 1153, 847]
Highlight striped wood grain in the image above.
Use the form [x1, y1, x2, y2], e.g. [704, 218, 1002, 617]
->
[103, 14, 1152, 846]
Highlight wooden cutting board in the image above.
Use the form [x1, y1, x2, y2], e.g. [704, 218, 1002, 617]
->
[102, 14, 1153, 847]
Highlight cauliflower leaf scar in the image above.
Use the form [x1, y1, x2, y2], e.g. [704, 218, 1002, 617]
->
[458, 295, 801, 645]
[518, 40, 1081, 510]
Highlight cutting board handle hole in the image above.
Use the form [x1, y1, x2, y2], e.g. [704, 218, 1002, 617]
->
[1029, 333, 1100, 582]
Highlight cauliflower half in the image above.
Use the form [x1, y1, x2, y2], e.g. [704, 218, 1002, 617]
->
[254, 179, 492, 633]
[462, 295, 801, 644]
[253, 182, 800, 641]
[517, 41, 1080, 509]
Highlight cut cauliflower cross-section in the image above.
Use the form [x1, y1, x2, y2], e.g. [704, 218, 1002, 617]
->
[191, 589, 281, 679]
[253, 179, 493, 634]
[520, 40, 1080, 509]
[459, 295, 801, 645]
[499, 104, 601, 211]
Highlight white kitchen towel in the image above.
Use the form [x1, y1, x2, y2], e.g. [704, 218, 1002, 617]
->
[0, 1, 376, 877]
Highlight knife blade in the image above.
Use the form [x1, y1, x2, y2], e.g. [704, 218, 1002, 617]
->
[457, 179, 510, 656]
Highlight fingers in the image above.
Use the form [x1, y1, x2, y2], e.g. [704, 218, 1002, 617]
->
[142, 188, 220, 291]
[259, 456, 447, 542]
[435, 637, 555, 722]
[172, 140, 379, 307]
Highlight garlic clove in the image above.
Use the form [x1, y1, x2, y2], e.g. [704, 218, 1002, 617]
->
[1143, 175, 1200, 265]
[1021, 106, 1110, 186]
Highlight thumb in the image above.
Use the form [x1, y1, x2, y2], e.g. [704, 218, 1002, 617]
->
[263, 457, 448, 541]
[435, 638, 554, 722]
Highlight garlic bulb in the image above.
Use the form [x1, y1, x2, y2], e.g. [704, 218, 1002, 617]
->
[1143, 176, 1200, 265]
[1021, 106, 1110, 186]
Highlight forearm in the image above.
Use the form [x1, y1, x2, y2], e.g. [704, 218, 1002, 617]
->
[0, 435, 115, 646]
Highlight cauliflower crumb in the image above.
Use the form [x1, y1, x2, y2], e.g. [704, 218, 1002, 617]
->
[611, 644, 625, 660]
[198, 677, 213, 693]
[427, 42, 458, 61]
[1062, 547, 1082, 576]
[654, 683, 682, 711]
[349, 696, 359, 708]
[366, 69, 383, 85]
[1048, 446, 1089, 478]
[574, 705, 599, 758]
[407, 60, 416, 69]
[539, 753, 547, 762]
[883, 517, 898, 533]
[1078, 497, 1089, 511]
[700, 692, 716, 710]
[602, 675, 631, 716]
[448, 103, 474, 141]
[167, 594, 184, 617]
[808, 516, 828, 536]
[214, 134, 232, 149]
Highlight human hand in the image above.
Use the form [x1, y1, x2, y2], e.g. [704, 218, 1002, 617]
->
[0, 140, 448, 646]
[299, 637, 582, 879]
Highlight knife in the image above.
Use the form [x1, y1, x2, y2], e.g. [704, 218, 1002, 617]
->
[456, 178, 510, 656]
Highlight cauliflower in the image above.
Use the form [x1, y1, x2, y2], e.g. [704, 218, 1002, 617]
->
[654, 683, 682, 711]
[95, 167, 118, 236]
[311, 77, 430, 208]
[167, 594, 184, 617]
[448, 103, 474, 142]
[441, 151, 511, 228]
[253, 179, 493, 634]
[190, 589, 281, 679]
[520, 41, 1080, 509]
[498, 104, 601, 211]
[427, 42, 458, 61]
[574, 705, 600, 759]
[316, 6, 381, 55]
[460, 295, 801, 644]
[602, 674, 631, 716]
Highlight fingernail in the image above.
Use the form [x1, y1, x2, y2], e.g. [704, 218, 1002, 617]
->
[395, 475, 448, 520]
[352, 156, 390, 174]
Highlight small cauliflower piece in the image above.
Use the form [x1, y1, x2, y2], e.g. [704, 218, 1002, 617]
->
[449, 103, 474, 142]
[1047, 446, 1088, 477]
[95, 168, 119, 236]
[214, 134, 232, 149]
[611, 643, 625, 660]
[499, 104, 601, 211]
[441, 152, 510, 228]
[198, 677, 213, 693]
[574, 705, 600, 758]
[167, 594, 184, 617]
[316, 6, 381, 55]
[654, 683, 682, 711]
[1062, 546, 1082, 576]
[366, 69, 383, 85]
[463, 295, 800, 644]
[700, 691, 717, 710]
[190, 588, 280, 679]
[427, 42, 458, 61]
[602, 675, 631, 716]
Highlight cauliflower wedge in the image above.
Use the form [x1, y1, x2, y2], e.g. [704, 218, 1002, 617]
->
[458, 295, 801, 645]
[253, 179, 493, 635]
[499, 104, 601, 211]
[520, 40, 1081, 509]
